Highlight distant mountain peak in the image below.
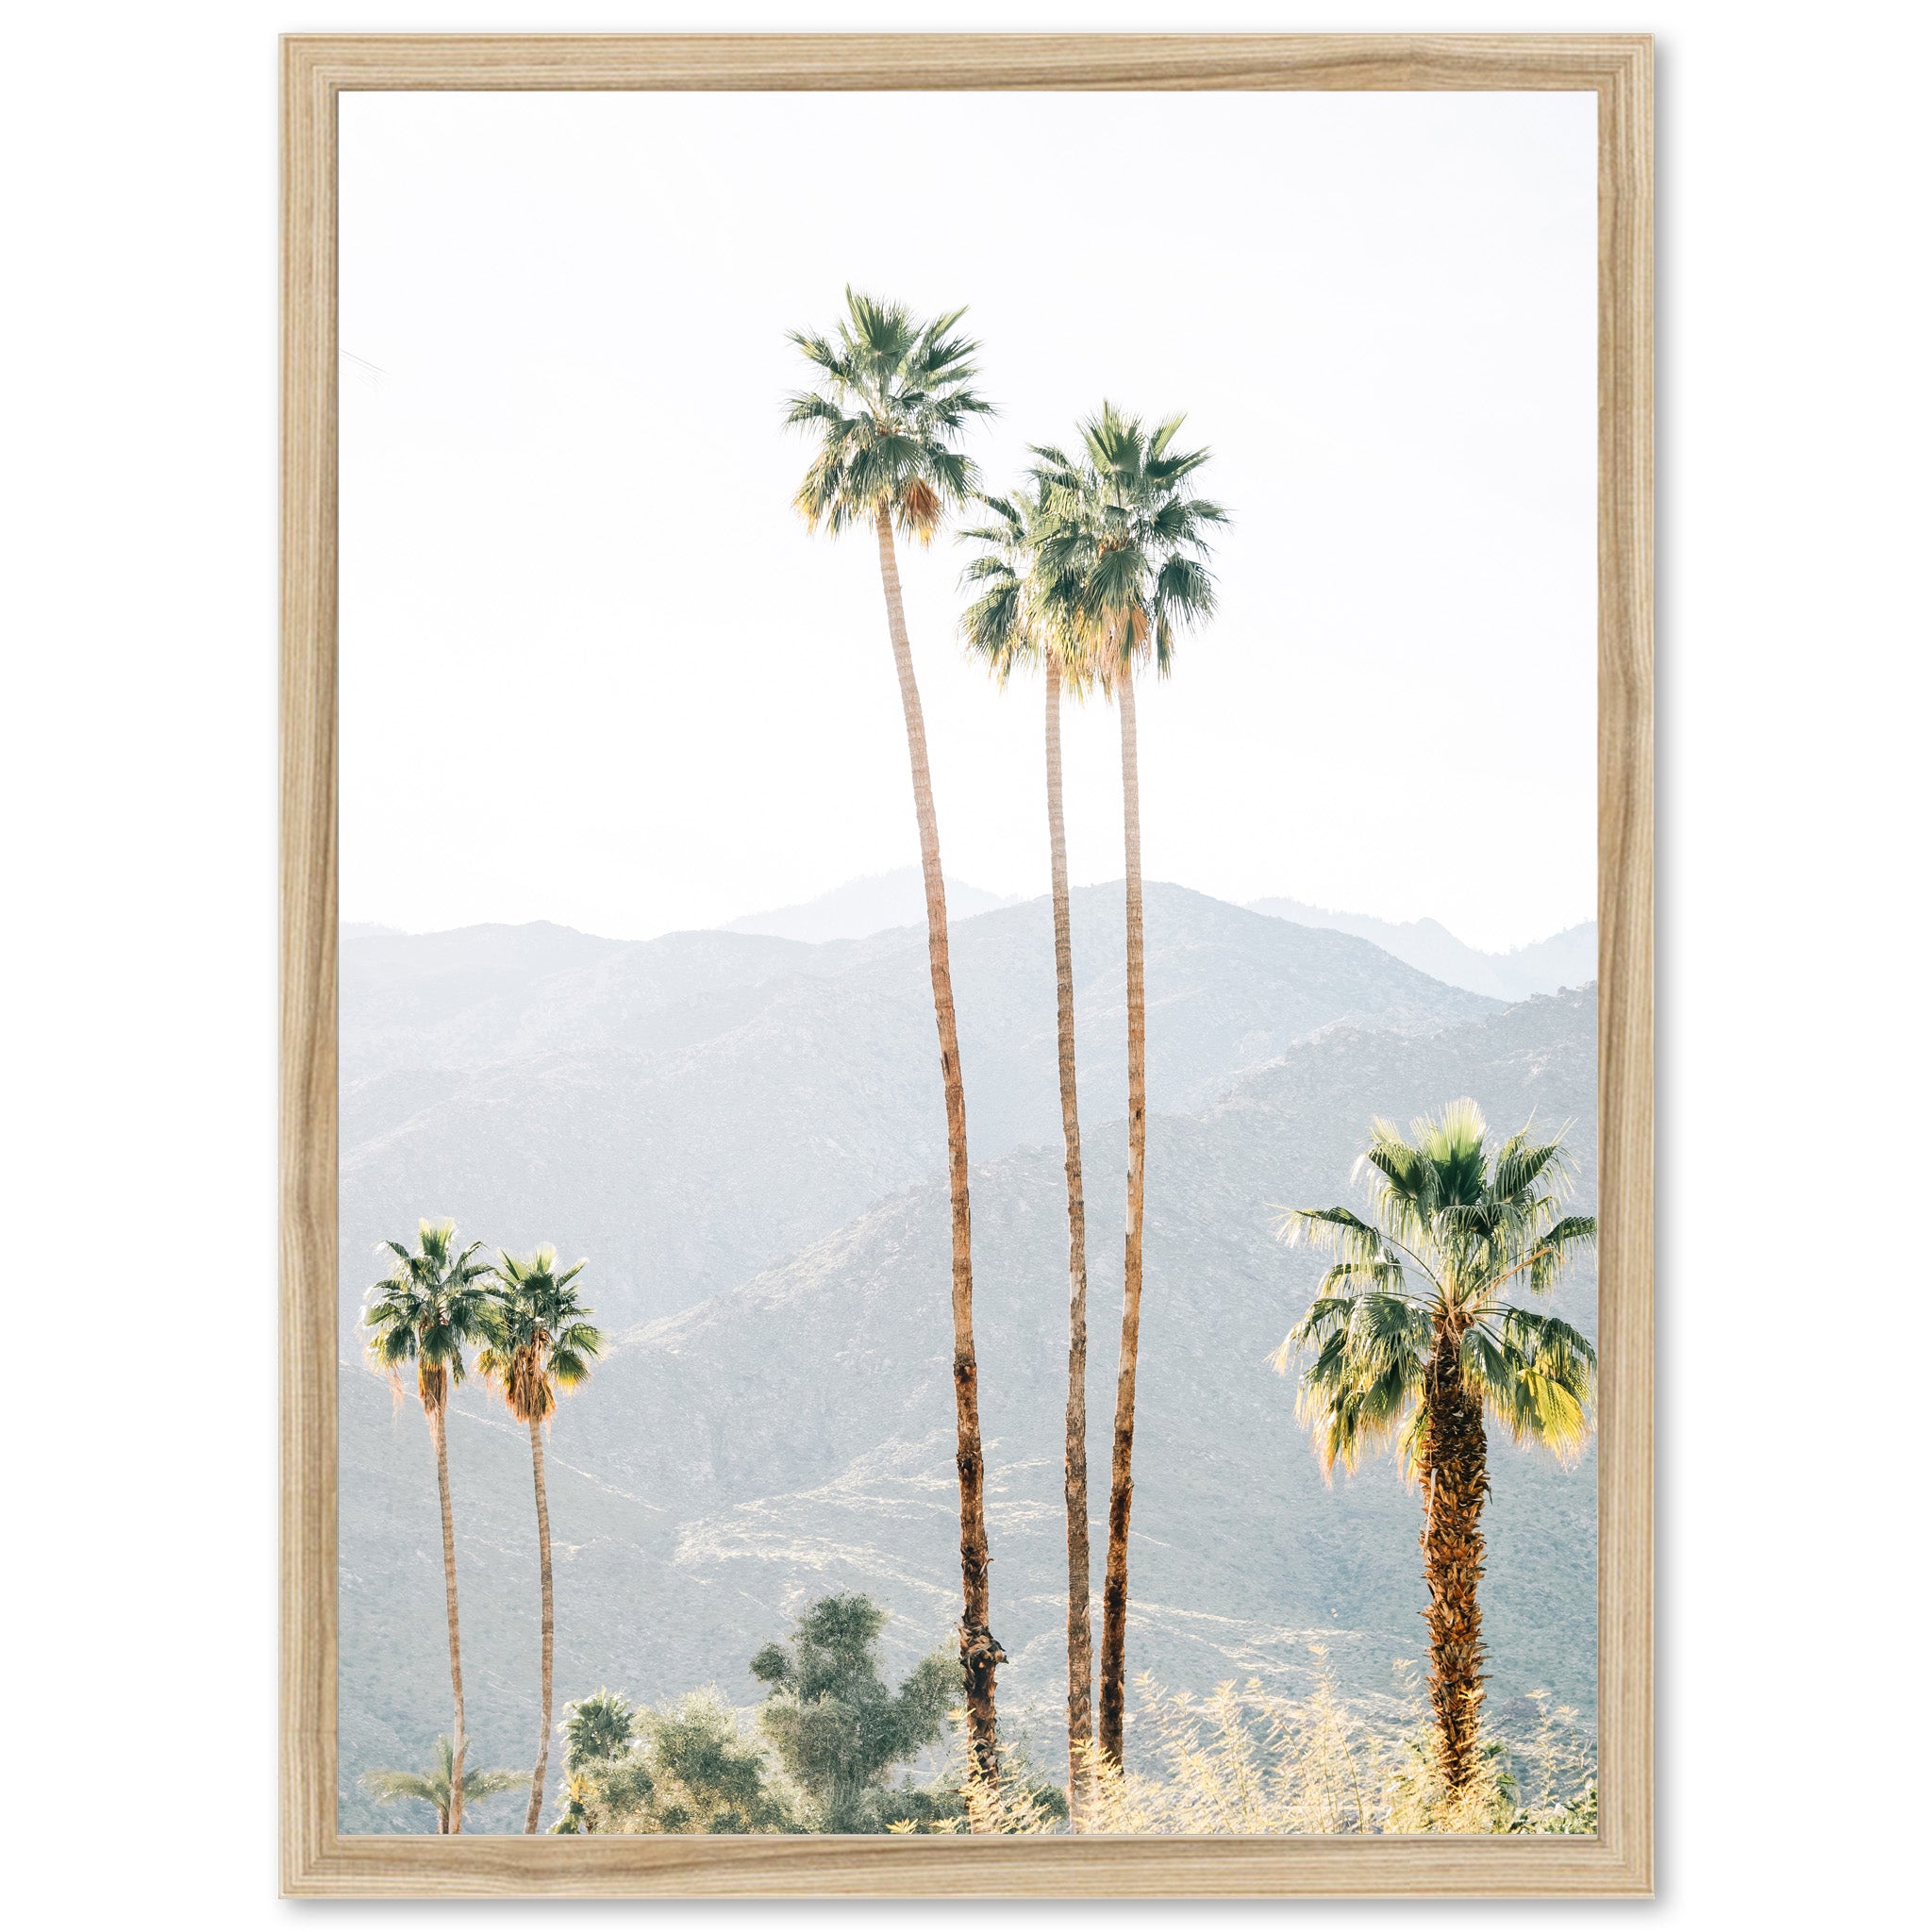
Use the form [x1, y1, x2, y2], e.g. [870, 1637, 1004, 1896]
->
[722, 866, 1022, 944]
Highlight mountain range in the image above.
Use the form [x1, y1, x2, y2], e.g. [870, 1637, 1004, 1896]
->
[723, 865, 1021, 941]
[338, 884, 1598, 1831]
[1245, 898, 1597, 1002]
[350, 882, 1593, 1003]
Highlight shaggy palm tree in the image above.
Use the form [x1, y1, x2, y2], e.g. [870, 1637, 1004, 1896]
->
[959, 485, 1100, 1822]
[785, 289, 1003, 1783]
[362, 1736, 525, 1836]
[548, 1690, 637, 1832]
[1033, 406, 1225, 1770]
[1275, 1102, 1598, 1790]
[364, 1218, 494, 1831]
[561, 1688, 637, 1770]
[478, 1246, 605, 1834]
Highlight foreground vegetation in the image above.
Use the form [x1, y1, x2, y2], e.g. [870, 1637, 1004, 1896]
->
[541, 1593, 1063, 1837]
[365, 1592, 1594, 1838]
[955, 1671, 1596, 1839]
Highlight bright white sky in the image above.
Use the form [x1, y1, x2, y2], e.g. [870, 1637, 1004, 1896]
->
[340, 89, 1596, 953]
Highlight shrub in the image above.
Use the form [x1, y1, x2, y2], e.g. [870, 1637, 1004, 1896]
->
[551, 1688, 802, 1835]
[753, 1591, 959, 1832]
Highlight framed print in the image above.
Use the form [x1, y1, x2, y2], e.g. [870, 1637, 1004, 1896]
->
[281, 33, 1652, 1897]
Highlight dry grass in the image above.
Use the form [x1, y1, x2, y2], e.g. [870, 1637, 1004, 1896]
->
[916, 1656, 1596, 1838]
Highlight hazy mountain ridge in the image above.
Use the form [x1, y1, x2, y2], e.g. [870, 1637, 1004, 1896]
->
[724, 864, 1021, 941]
[338, 892, 1596, 1832]
[1246, 897, 1597, 1001]
[340, 885, 1498, 1333]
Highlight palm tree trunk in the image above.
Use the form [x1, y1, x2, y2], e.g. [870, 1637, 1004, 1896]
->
[524, 1413, 555, 1833]
[1044, 653, 1093, 1824]
[1420, 1322, 1490, 1789]
[872, 502, 1000, 1790]
[1099, 661, 1147, 1771]
[428, 1401, 468, 1833]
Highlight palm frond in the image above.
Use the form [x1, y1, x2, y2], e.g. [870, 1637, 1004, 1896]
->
[1280, 1289, 1433, 1478]
[783, 291, 991, 541]
[481, 1248, 603, 1424]
[1462, 1308, 1597, 1457]
[464, 1766, 535, 1802]
[361, 1768, 438, 1803]
[1274, 1106, 1599, 1476]
[1279, 1205, 1391, 1267]
[1011, 402, 1224, 691]
[1521, 1217, 1598, 1295]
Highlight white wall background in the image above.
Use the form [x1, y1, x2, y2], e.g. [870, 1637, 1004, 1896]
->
[2, 2, 1926, 1924]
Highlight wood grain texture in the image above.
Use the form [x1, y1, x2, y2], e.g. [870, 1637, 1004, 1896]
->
[279, 29, 340, 1904]
[1591, 34, 1657, 1904]
[280, 31, 1653, 1898]
[284, 30, 1643, 92]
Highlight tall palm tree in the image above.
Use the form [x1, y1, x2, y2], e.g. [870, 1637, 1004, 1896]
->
[1033, 405, 1225, 1770]
[784, 289, 1003, 1783]
[958, 486, 1100, 1822]
[361, 1736, 526, 1836]
[364, 1217, 493, 1831]
[478, 1246, 605, 1834]
[1275, 1102, 1598, 1789]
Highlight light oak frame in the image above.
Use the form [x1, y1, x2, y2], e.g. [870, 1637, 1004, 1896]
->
[282, 32, 1652, 1898]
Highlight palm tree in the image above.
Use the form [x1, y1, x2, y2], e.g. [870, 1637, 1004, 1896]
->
[546, 1689, 639, 1833]
[362, 1735, 526, 1835]
[363, 1217, 494, 1831]
[478, 1246, 605, 1834]
[1032, 405, 1225, 1770]
[1275, 1102, 1598, 1789]
[784, 288, 1002, 1783]
[958, 485, 1099, 1822]
[560, 1687, 638, 1770]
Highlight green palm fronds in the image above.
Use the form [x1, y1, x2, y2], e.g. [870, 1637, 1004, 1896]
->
[784, 288, 992, 541]
[1026, 402, 1227, 686]
[362, 1736, 527, 1834]
[363, 1217, 494, 1412]
[957, 485, 1099, 696]
[1274, 1103, 1598, 1478]
[479, 1245, 604, 1425]
[561, 1689, 637, 1769]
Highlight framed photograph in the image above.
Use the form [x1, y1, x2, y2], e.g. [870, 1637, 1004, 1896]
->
[282, 33, 1652, 1897]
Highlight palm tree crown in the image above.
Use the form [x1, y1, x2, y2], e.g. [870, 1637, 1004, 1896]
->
[561, 1690, 638, 1771]
[958, 486, 1096, 693]
[361, 1736, 526, 1835]
[1275, 1100, 1598, 1475]
[364, 1217, 494, 1412]
[785, 288, 992, 541]
[1030, 401, 1226, 685]
[479, 1247, 604, 1425]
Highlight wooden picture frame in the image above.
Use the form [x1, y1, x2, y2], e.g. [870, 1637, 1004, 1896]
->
[282, 32, 1652, 1898]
